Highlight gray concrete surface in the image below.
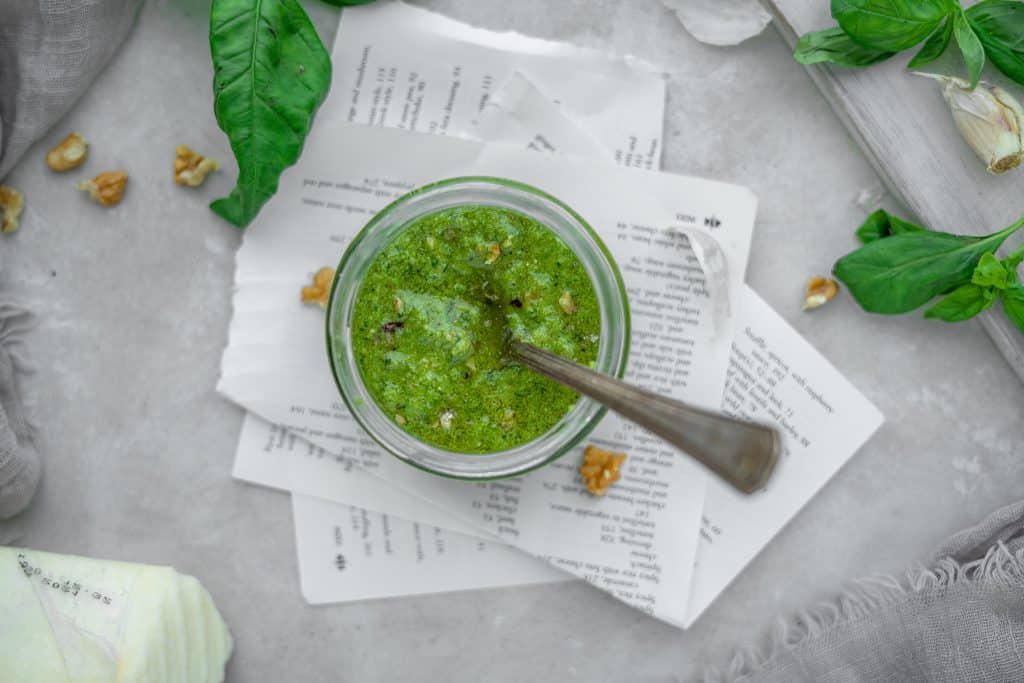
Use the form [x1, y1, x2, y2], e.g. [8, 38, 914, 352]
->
[4, 1, 1023, 681]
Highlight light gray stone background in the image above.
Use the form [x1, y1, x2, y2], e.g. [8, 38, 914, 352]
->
[5, 1, 1023, 680]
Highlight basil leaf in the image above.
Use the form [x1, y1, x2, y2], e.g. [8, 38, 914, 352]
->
[971, 252, 1010, 288]
[924, 283, 997, 321]
[1001, 283, 1024, 332]
[833, 225, 1020, 314]
[855, 209, 926, 244]
[210, 0, 332, 228]
[832, 0, 953, 52]
[908, 17, 955, 68]
[794, 27, 895, 67]
[889, 215, 926, 235]
[953, 8, 986, 88]
[967, 0, 1024, 86]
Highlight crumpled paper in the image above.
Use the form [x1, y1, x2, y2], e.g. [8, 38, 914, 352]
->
[660, 0, 773, 47]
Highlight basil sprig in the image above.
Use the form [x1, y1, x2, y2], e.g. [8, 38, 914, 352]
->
[834, 209, 1024, 332]
[795, 0, 1024, 89]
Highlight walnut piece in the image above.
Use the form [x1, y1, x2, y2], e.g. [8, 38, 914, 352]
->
[802, 276, 840, 311]
[45, 132, 88, 171]
[500, 408, 516, 432]
[558, 291, 577, 314]
[77, 171, 128, 207]
[484, 242, 501, 264]
[174, 145, 219, 187]
[580, 445, 627, 497]
[301, 267, 335, 308]
[0, 186, 25, 234]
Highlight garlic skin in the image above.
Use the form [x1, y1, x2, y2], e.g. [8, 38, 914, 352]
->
[917, 73, 1024, 174]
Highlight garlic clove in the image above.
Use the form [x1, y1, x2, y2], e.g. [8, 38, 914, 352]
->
[917, 72, 1024, 174]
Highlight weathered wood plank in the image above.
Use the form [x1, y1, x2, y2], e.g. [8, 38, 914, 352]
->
[765, 0, 1024, 383]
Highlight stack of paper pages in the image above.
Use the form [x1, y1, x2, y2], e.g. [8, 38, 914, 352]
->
[219, 1, 884, 629]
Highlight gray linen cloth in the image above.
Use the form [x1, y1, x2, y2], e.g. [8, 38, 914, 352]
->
[710, 501, 1024, 682]
[0, 0, 140, 523]
[0, 302, 38, 521]
[0, 0, 142, 178]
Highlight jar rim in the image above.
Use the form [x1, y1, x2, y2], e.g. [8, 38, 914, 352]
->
[326, 176, 631, 480]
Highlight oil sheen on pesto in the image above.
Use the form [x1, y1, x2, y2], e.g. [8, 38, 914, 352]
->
[351, 205, 601, 453]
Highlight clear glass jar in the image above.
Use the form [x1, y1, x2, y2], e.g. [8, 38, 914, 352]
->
[326, 177, 630, 480]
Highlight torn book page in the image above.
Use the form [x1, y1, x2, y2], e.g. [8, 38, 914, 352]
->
[321, 0, 667, 170]
[218, 122, 759, 626]
[291, 493, 569, 605]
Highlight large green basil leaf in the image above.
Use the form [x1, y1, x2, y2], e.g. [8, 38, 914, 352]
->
[953, 8, 985, 88]
[832, 0, 953, 52]
[794, 27, 895, 66]
[1001, 284, 1024, 333]
[967, 0, 1024, 86]
[833, 225, 1019, 314]
[907, 16, 955, 68]
[210, 0, 332, 228]
[923, 283, 996, 322]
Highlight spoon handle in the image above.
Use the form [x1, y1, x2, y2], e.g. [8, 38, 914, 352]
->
[510, 341, 780, 494]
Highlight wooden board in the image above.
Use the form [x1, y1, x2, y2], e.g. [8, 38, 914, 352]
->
[765, 0, 1024, 384]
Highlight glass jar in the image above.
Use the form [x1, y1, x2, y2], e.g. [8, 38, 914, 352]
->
[326, 177, 630, 480]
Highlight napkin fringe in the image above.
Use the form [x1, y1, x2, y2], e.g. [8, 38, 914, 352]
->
[703, 543, 1024, 683]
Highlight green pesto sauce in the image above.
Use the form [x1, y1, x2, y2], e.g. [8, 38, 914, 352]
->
[351, 205, 601, 453]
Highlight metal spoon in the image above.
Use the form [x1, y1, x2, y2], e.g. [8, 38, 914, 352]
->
[508, 340, 781, 494]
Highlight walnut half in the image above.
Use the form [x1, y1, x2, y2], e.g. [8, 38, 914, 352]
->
[301, 267, 336, 308]
[174, 145, 219, 187]
[45, 132, 88, 171]
[78, 171, 128, 207]
[0, 186, 25, 234]
[580, 445, 627, 497]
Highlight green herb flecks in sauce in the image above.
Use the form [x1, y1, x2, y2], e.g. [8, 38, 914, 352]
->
[351, 205, 600, 453]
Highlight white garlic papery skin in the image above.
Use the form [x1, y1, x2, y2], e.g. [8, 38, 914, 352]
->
[919, 72, 1024, 174]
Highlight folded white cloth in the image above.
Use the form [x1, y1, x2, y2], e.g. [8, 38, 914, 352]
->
[2, 547, 233, 682]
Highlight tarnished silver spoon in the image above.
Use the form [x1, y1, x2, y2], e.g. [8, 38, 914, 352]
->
[508, 340, 780, 494]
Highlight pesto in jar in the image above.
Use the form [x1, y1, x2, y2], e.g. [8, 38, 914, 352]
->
[350, 205, 601, 453]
